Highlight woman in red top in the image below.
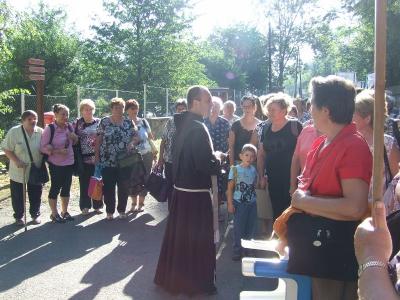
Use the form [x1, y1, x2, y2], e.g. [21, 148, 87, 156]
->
[289, 76, 372, 300]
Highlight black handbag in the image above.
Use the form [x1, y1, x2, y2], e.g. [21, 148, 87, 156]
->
[116, 150, 143, 169]
[21, 126, 49, 185]
[387, 209, 400, 260]
[145, 167, 168, 202]
[286, 213, 359, 281]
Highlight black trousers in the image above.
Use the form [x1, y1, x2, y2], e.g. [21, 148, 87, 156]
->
[10, 180, 42, 219]
[164, 162, 173, 211]
[79, 163, 103, 210]
[102, 166, 130, 214]
[48, 163, 73, 199]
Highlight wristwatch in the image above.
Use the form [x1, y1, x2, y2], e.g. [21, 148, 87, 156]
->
[358, 260, 387, 277]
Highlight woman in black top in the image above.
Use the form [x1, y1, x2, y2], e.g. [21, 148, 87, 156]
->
[257, 93, 302, 220]
[228, 96, 260, 165]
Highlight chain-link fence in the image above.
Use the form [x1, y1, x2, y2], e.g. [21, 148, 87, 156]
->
[78, 85, 191, 118]
[77, 87, 141, 118]
[76, 85, 263, 118]
[0, 94, 68, 143]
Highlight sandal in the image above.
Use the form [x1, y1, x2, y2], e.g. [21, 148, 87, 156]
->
[135, 204, 144, 212]
[50, 214, 66, 223]
[61, 212, 74, 221]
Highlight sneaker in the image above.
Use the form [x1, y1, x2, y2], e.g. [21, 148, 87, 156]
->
[15, 219, 25, 226]
[106, 213, 113, 220]
[31, 217, 41, 225]
[94, 209, 103, 214]
[50, 214, 66, 223]
[61, 212, 74, 221]
[118, 212, 127, 219]
[232, 253, 241, 261]
[81, 208, 89, 215]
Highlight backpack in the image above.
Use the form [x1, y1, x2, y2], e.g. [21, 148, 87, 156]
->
[42, 124, 55, 162]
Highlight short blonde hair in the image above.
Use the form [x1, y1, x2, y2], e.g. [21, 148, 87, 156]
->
[266, 92, 292, 113]
[355, 89, 388, 127]
[110, 97, 125, 109]
[212, 96, 223, 111]
[79, 99, 96, 113]
[223, 100, 236, 111]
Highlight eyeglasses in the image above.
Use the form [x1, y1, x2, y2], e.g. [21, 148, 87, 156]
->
[242, 105, 253, 109]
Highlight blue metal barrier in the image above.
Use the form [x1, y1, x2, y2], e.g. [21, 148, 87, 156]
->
[242, 257, 312, 300]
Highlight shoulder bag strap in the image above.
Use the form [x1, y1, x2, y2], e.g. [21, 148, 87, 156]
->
[21, 126, 34, 163]
[383, 145, 393, 188]
[290, 120, 299, 137]
[48, 123, 55, 145]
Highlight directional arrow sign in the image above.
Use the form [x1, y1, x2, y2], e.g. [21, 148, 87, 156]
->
[28, 74, 45, 81]
[27, 58, 45, 66]
[27, 66, 45, 74]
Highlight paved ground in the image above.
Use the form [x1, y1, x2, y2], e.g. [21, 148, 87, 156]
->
[0, 189, 276, 299]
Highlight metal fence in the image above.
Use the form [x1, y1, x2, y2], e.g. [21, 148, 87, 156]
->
[77, 85, 189, 118]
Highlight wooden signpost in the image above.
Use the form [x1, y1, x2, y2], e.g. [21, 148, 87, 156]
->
[25, 58, 45, 127]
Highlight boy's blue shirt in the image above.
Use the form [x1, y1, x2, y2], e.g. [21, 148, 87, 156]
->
[228, 164, 257, 203]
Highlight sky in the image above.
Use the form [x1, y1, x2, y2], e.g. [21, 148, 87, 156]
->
[8, 0, 264, 37]
[7, 0, 344, 62]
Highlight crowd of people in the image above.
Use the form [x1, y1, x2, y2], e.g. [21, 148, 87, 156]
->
[2, 77, 400, 298]
[2, 97, 157, 224]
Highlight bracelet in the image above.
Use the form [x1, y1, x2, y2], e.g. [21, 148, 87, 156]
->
[358, 260, 387, 277]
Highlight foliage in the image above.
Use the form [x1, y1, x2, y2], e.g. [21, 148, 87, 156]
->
[258, 0, 318, 91]
[203, 25, 268, 94]
[310, 0, 400, 87]
[0, 88, 30, 141]
[89, 0, 212, 95]
[0, 2, 81, 112]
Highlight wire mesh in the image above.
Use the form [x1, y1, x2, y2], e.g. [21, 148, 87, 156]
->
[78, 87, 141, 118]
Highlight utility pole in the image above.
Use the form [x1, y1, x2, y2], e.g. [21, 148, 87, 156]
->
[294, 49, 298, 98]
[268, 22, 272, 93]
[299, 52, 303, 98]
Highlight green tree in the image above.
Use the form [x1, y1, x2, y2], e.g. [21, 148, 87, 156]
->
[259, 0, 318, 90]
[89, 0, 212, 95]
[344, 0, 400, 86]
[2, 2, 81, 95]
[205, 25, 268, 93]
[310, 0, 400, 87]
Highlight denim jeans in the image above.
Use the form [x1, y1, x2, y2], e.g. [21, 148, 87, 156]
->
[233, 200, 257, 255]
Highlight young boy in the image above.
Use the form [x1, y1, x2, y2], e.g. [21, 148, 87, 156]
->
[227, 144, 258, 261]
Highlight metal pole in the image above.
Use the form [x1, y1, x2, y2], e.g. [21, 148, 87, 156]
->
[372, 0, 387, 203]
[21, 93, 25, 114]
[143, 84, 147, 118]
[77, 86, 81, 118]
[116, 90, 119, 98]
[166, 88, 169, 116]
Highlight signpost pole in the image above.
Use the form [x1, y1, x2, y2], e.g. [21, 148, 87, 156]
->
[36, 80, 44, 128]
